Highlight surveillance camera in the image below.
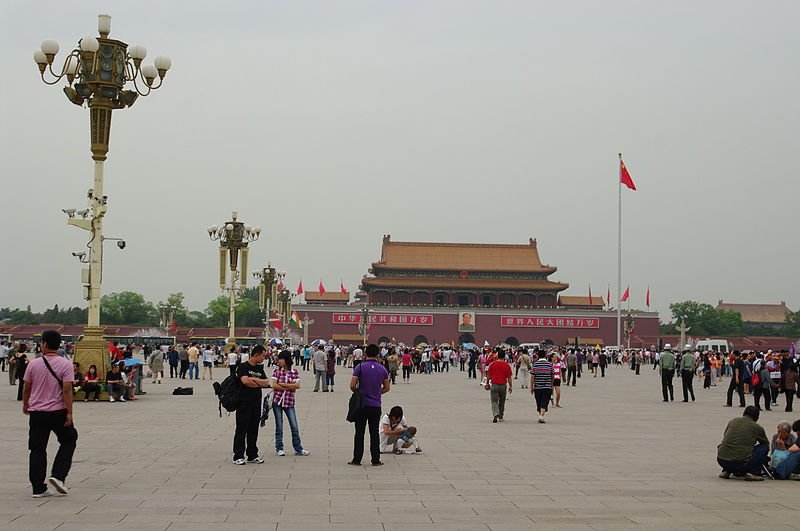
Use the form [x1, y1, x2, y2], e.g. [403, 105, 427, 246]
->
[116, 240, 126, 250]
[71, 251, 86, 258]
[62, 208, 76, 216]
[76, 209, 90, 218]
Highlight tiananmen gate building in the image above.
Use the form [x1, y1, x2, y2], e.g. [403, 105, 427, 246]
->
[296, 236, 659, 347]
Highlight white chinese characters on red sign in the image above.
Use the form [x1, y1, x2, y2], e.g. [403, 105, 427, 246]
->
[331, 313, 434, 326]
[500, 316, 600, 328]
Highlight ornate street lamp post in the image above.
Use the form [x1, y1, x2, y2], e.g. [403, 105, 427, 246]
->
[358, 304, 371, 346]
[34, 14, 170, 376]
[208, 211, 260, 347]
[276, 288, 292, 340]
[253, 264, 280, 339]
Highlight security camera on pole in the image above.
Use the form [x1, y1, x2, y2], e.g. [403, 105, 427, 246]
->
[35, 14, 171, 380]
[208, 212, 260, 348]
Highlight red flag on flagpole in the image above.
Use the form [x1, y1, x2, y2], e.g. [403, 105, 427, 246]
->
[607, 285, 611, 308]
[277, 280, 284, 291]
[646, 286, 650, 308]
[620, 158, 637, 191]
[588, 284, 593, 306]
[620, 285, 630, 303]
[318, 280, 326, 295]
[340, 280, 348, 294]
[296, 279, 304, 296]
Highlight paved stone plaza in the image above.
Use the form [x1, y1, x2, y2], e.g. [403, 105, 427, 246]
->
[1, 364, 797, 531]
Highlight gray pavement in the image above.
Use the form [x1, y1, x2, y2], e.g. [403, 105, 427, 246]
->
[0, 363, 797, 530]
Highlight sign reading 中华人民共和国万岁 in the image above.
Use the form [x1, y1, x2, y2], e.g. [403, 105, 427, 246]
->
[332, 313, 434, 326]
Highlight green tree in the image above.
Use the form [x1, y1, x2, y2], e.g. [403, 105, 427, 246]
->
[101, 291, 157, 325]
[785, 310, 800, 336]
[204, 288, 264, 328]
[41, 304, 60, 323]
[6, 309, 40, 325]
[668, 300, 743, 336]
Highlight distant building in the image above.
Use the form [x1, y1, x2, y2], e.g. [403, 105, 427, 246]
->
[716, 300, 792, 329]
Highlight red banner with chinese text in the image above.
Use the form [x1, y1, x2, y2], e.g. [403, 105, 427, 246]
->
[332, 313, 434, 326]
[500, 316, 600, 328]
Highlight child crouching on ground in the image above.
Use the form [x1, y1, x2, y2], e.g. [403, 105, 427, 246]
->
[380, 405, 422, 454]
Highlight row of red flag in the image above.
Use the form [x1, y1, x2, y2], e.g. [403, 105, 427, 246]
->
[294, 279, 348, 296]
[588, 284, 650, 307]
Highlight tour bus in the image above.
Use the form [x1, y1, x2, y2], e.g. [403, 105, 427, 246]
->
[695, 339, 733, 354]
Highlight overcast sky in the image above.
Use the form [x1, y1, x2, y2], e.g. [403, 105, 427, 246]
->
[2, 0, 798, 321]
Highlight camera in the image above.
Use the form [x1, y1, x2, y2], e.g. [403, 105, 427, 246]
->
[117, 240, 126, 250]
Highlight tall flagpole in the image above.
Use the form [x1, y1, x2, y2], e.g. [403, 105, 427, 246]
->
[617, 153, 623, 350]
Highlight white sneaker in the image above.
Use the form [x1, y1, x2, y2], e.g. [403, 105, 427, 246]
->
[232, 458, 246, 465]
[296, 449, 310, 456]
[276, 450, 286, 456]
[109, 396, 115, 402]
[119, 397, 126, 402]
[247, 457, 265, 464]
[32, 489, 54, 498]
[48, 477, 68, 495]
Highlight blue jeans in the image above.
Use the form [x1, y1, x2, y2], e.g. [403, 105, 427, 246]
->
[717, 442, 769, 476]
[424, 361, 431, 374]
[188, 362, 199, 380]
[775, 450, 800, 479]
[273, 404, 304, 453]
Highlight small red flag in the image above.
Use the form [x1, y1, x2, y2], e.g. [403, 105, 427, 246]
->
[620, 285, 630, 303]
[318, 280, 326, 295]
[620, 158, 637, 191]
[269, 311, 282, 330]
[296, 279, 304, 296]
[588, 284, 593, 306]
[646, 286, 650, 308]
[340, 280, 348, 294]
[607, 285, 611, 307]
[277, 280, 284, 292]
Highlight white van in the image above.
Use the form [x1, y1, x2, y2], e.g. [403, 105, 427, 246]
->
[518, 342, 541, 352]
[695, 339, 732, 353]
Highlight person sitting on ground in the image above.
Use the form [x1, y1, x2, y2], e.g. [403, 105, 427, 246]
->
[122, 364, 137, 400]
[106, 363, 125, 402]
[83, 364, 100, 402]
[380, 405, 422, 454]
[716, 405, 769, 481]
[72, 362, 84, 395]
[774, 419, 800, 480]
[770, 420, 797, 470]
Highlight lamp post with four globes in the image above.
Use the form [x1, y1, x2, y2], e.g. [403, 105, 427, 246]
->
[34, 14, 170, 377]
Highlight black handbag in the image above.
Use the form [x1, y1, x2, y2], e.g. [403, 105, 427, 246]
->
[346, 390, 364, 423]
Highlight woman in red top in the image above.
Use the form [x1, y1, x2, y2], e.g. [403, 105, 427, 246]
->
[401, 349, 413, 383]
[83, 364, 100, 402]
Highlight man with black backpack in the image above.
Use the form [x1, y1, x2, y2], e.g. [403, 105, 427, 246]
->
[232, 345, 270, 465]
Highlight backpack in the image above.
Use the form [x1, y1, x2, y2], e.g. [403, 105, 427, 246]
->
[172, 387, 193, 395]
[213, 374, 241, 417]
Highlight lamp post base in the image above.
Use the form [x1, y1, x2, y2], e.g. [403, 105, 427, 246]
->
[226, 338, 237, 353]
[74, 326, 109, 383]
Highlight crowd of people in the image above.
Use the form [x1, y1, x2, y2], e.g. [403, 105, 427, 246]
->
[8, 330, 800, 497]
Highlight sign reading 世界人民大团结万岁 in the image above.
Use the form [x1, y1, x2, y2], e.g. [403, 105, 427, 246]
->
[332, 313, 434, 326]
[500, 316, 599, 328]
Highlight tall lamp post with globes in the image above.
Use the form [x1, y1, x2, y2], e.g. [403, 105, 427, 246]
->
[208, 212, 260, 348]
[34, 14, 170, 377]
